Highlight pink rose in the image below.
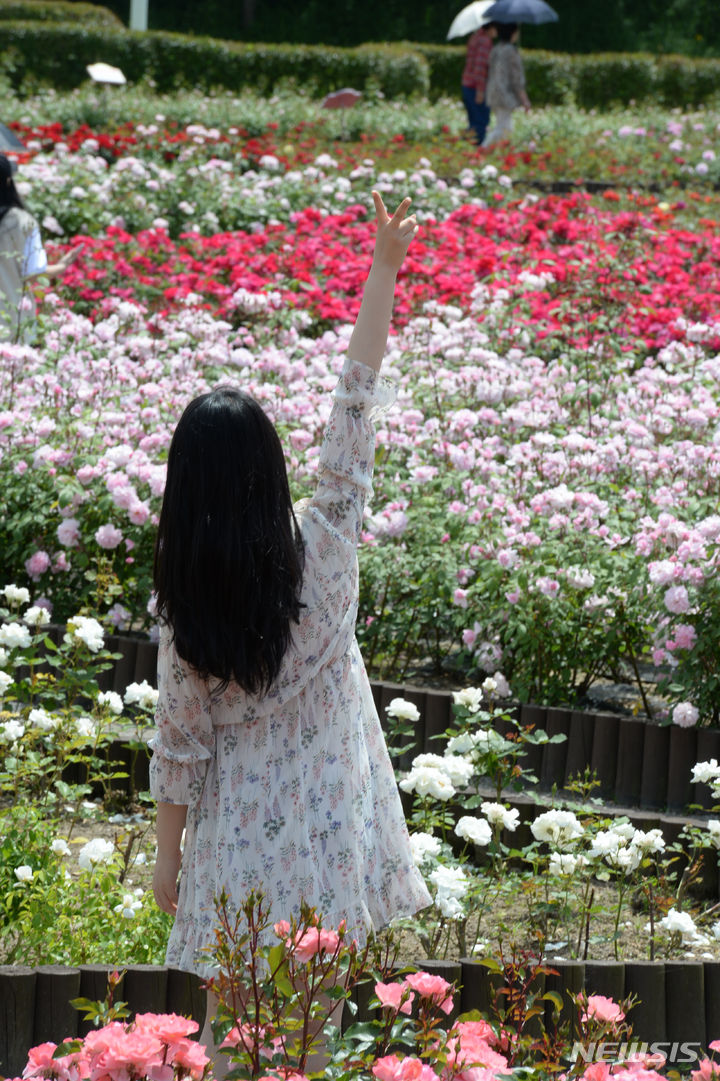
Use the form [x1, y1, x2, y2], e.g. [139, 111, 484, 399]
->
[95, 524, 123, 549]
[691, 1062, 720, 1081]
[57, 517, 81, 548]
[25, 550, 51, 580]
[672, 701, 699, 728]
[292, 926, 340, 962]
[372, 1055, 439, 1081]
[127, 501, 150, 526]
[273, 920, 290, 937]
[374, 981, 414, 1015]
[581, 994, 625, 1024]
[582, 1064, 612, 1081]
[403, 972, 454, 1015]
[132, 1013, 199, 1042]
[674, 623, 697, 650]
[664, 585, 690, 614]
[453, 589, 469, 609]
[164, 1038, 208, 1079]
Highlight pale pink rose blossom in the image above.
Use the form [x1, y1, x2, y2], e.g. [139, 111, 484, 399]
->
[581, 994, 625, 1024]
[95, 524, 123, 549]
[404, 971, 454, 1014]
[664, 585, 690, 614]
[57, 517, 81, 548]
[25, 551, 51, 580]
[672, 702, 699, 728]
[375, 980, 414, 1015]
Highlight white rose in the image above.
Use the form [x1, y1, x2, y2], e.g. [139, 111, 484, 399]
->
[408, 832, 442, 865]
[98, 690, 124, 716]
[385, 698, 421, 722]
[14, 865, 33, 882]
[0, 671, 12, 696]
[124, 680, 159, 710]
[66, 616, 104, 653]
[452, 687, 484, 713]
[78, 838, 115, 870]
[51, 839, 71, 856]
[691, 759, 720, 785]
[28, 708, 59, 731]
[455, 816, 492, 846]
[0, 622, 32, 650]
[531, 809, 584, 849]
[0, 719, 25, 743]
[3, 586, 30, 605]
[399, 766, 456, 801]
[482, 801, 520, 831]
[23, 606, 50, 627]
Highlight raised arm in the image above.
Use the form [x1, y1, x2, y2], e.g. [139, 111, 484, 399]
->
[346, 191, 418, 373]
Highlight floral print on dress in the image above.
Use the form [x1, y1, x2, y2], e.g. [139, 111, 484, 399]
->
[150, 357, 431, 978]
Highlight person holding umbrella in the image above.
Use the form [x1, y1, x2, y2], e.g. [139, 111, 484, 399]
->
[0, 153, 78, 343]
[460, 17, 497, 146]
[481, 22, 531, 147]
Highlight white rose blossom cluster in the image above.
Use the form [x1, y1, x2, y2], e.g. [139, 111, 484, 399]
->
[399, 752, 474, 801]
[428, 864, 470, 919]
[691, 758, 720, 801]
[650, 907, 709, 949]
[124, 680, 159, 711]
[77, 837, 115, 870]
[65, 615, 105, 653]
[385, 697, 421, 722]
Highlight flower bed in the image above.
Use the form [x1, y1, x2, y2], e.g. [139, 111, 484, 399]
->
[4, 185, 720, 718]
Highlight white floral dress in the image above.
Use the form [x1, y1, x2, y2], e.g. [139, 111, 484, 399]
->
[149, 357, 431, 978]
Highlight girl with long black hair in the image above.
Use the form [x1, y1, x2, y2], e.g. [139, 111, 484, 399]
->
[0, 154, 77, 342]
[150, 191, 431, 1063]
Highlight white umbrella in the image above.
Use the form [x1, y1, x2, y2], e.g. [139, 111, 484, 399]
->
[86, 62, 127, 86]
[446, 0, 495, 39]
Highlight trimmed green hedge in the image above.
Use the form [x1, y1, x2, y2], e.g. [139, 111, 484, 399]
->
[1, 19, 720, 106]
[0, 0, 122, 26]
[0, 22, 430, 96]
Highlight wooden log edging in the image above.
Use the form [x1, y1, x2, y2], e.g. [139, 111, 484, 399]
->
[2, 960, 720, 1074]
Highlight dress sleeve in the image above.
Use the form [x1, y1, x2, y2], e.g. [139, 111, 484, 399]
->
[308, 357, 395, 547]
[148, 627, 215, 806]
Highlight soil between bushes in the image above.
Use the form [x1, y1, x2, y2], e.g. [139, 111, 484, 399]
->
[57, 809, 720, 967]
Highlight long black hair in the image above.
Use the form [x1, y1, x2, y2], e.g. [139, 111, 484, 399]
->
[154, 386, 305, 696]
[0, 155, 24, 224]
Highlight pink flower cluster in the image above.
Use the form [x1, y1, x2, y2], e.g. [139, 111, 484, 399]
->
[17, 1014, 207, 1081]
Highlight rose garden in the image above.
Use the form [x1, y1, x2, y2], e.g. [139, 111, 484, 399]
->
[4, 10, 720, 1080]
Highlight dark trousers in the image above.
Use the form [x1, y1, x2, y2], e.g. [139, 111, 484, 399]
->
[461, 85, 490, 146]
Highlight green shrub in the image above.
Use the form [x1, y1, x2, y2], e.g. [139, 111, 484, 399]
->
[1, 19, 720, 107]
[409, 42, 464, 101]
[0, 0, 121, 26]
[524, 50, 576, 106]
[655, 54, 720, 107]
[0, 22, 430, 97]
[572, 52, 659, 108]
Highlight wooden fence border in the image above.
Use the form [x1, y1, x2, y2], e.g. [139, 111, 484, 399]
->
[1, 960, 719, 1075]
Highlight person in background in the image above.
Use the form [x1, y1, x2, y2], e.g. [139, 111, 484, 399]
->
[482, 22, 531, 148]
[461, 21, 496, 146]
[0, 154, 77, 343]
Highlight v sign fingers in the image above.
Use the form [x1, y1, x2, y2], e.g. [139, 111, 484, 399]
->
[372, 192, 418, 275]
[372, 189, 391, 225]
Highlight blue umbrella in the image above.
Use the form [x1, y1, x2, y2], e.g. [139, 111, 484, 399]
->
[483, 0, 558, 23]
